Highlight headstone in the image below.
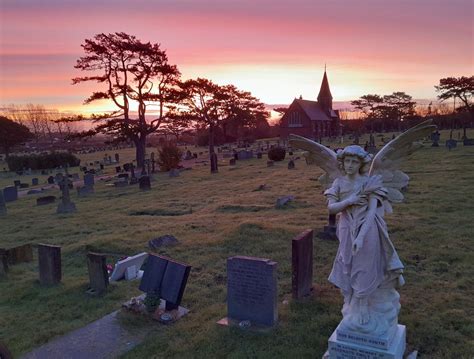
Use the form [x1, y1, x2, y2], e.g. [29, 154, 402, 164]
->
[0, 249, 8, 277]
[37, 195, 56, 206]
[229, 158, 236, 166]
[32, 178, 39, 186]
[114, 153, 120, 162]
[84, 173, 95, 187]
[77, 186, 94, 197]
[318, 214, 338, 240]
[0, 190, 6, 216]
[276, 195, 294, 208]
[14, 180, 21, 187]
[431, 130, 440, 147]
[3, 186, 18, 202]
[267, 160, 274, 167]
[115, 166, 122, 174]
[288, 159, 295, 169]
[47, 176, 55, 184]
[292, 229, 313, 299]
[446, 139, 457, 150]
[148, 235, 179, 250]
[123, 163, 131, 172]
[169, 169, 180, 177]
[38, 244, 62, 285]
[109, 252, 148, 281]
[20, 183, 29, 189]
[225, 256, 278, 327]
[139, 176, 151, 191]
[463, 138, 474, 146]
[2, 243, 33, 265]
[87, 252, 109, 295]
[257, 152, 262, 159]
[139, 254, 191, 310]
[57, 175, 76, 214]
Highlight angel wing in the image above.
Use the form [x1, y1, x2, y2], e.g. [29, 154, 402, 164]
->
[289, 134, 342, 188]
[369, 119, 437, 203]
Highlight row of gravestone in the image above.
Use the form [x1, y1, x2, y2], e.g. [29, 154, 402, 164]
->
[0, 229, 314, 329]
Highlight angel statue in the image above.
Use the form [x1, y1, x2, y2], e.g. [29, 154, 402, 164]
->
[289, 120, 436, 340]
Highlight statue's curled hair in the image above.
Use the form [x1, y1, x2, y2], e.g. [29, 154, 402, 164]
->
[336, 145, 372, 174]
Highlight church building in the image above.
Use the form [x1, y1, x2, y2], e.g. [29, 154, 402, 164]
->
[279, 69, 340, 140]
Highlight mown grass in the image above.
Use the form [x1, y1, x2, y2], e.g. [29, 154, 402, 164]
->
[0, 133, 473, 358]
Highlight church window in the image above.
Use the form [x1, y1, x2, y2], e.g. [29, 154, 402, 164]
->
[288, 111, 302, 127]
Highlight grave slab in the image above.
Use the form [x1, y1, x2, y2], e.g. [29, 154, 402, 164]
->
[21, 311, 150, 359]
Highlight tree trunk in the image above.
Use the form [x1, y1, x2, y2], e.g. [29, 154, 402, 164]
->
[135, 135, 146, 168]
[209, 124, 218, 173]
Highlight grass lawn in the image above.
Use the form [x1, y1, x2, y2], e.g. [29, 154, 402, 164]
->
[0, 133, 473, 358]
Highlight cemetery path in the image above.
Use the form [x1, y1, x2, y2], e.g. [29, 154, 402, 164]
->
[21, 310, 149, 359]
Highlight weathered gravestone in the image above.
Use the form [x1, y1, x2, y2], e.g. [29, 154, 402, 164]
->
[0, 250, 8, 278]
[229, 158, 236, 166]
[87, 252, 109, 295]
[14, 180, 21, 187]
[84, 173, 95, 187]
[77, 186, 94, 197]
[47, 176, 55, 184]
[32, 178, 39, 186]
[37, 195, 56, 206]
[139, 254, 191, 310]
[463, 138, 474, 146]
[0, 190, 6, 216]
[288, 159, 295, 169]
[115, 153, 120, 162]
[220, 256, 278, 327]
[57, 174, 76, 214]
[38, 244, 62, 285]
[169, 168, 180, 177]
[3, 186, 18, 202]
[292, 229, 314, 299]
[257, 152, 263, 159]
[1, 243, 33, 265]
[139, 176, 151, 191]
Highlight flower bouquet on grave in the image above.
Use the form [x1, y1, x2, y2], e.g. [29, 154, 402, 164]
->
[144, 291, 161, 313]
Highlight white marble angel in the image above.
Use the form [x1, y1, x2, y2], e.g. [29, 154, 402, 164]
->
[289, 120, 436, 339]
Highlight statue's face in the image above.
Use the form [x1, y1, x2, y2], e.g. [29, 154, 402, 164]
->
[343, 155, 362, 175]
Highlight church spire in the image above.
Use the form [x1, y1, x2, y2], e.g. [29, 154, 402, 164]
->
[317, 67, 333, 112]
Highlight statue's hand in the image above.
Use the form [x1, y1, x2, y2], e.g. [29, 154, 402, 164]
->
[347, 193, 367, 206]
[352, 237, 364, 255]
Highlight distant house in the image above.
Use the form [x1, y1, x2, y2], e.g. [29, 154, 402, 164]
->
[279, 70, 340, 140]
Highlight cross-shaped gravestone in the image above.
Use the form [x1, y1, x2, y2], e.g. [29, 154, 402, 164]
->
[57, 170, 76, 214]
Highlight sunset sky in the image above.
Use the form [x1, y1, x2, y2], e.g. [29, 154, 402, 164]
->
[0, 0, 472, 115]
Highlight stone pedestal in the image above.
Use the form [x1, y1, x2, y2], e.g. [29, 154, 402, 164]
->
[325, 324, 406, 359]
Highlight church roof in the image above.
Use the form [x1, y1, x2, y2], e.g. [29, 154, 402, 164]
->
[294, 99, 332, 121]
[317, 70, 333, 101]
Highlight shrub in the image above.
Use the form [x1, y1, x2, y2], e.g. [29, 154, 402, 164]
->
[6, 152, 81, 171]
[157, 142, 182, 171]
[268, 146, 286, 161]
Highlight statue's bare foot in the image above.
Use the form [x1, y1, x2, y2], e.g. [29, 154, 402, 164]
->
[359, 302, 370, 325]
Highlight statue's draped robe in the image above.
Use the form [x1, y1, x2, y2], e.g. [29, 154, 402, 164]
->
[324, 176, 404, 299]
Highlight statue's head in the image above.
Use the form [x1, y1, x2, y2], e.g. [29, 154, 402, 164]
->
[337, 145, 372, 174]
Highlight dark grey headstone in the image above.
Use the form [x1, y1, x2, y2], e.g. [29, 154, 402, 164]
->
[229, 158, 236, 166]
[139, 255, 168, 293]
[47, 176, 55, 184]
[37, 195, 56, 206]
[227, 256, 278, 326]
[14, 180, 21, 187]
[38, 244, 62, 285]
[292, 229, 313, 299]
[161, 260, 191, 309]
[0, 190, 6, 216]
[463, 138, 474, 146]
[32, 178, 39, 186]
[87, 252, 109, 295]
[3, 186, 18, 202]
[139, 176, 151, 191]
[148, 235, 179, 250]
[77, 186, 94, 197]
[139, 254, 191, 310]
[288, 160, 295, 169]
[84, 173, 95, 187]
